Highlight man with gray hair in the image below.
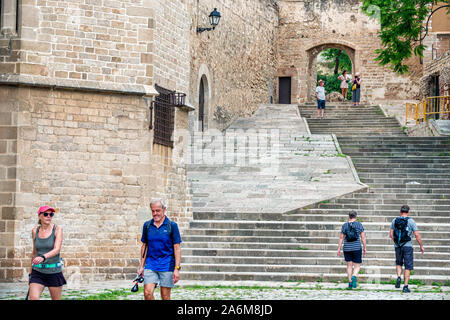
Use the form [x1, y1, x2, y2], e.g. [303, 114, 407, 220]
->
[137, 198, 182, 300]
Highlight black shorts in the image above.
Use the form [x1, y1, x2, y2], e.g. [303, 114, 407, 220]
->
[317, 100, 326, 109]
[29, 269, 67, 287]
[344, 249, 362, 263]
[395, 246, 414, 270]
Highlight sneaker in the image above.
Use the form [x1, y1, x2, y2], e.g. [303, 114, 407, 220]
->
[347, 282, 353, 290]
[402, 286, 411, 293]
[395, 277, 402, 288]
[351, 276, 357, 289]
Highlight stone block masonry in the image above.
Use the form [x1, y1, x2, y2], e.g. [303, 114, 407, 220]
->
[0, 86, 192, 282]
[188, 0, 279, 131]
[0, 85, 18, 281]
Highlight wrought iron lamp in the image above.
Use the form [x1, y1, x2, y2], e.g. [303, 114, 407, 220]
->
[197, 8, 221, 33]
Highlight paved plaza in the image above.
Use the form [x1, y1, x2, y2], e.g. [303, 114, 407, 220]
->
[1, 280, 448, 300]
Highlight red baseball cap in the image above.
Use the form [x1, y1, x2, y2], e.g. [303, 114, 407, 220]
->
[38, 206, 55, 216]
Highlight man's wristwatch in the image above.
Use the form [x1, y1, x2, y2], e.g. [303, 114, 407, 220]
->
[175, 265, 181, 270]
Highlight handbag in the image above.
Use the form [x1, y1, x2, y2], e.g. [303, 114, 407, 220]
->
[352, 83, 357, 91]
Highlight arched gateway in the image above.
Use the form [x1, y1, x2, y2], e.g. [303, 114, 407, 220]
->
[306, 42, 356, 102]
[276, 0, 420, 104]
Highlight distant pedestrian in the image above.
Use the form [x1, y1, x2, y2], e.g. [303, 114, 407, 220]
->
[351, 73, 362, 106]
[338, 70, 351, 100]
[316, 79, 326, 119]
[337, 210, 367, 289]
[28, 206, 66, 300]
[390, 205, 424, 293]
[138, 198, 182, 300]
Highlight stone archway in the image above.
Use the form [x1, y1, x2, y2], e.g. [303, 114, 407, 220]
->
[306, 42, 356, 102]
[191, 64, 212, 132]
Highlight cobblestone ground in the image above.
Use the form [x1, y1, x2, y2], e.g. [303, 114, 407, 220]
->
[1, 280, 449, 300]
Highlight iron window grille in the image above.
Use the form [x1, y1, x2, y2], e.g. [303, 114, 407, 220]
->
[151, 84, 187, 148]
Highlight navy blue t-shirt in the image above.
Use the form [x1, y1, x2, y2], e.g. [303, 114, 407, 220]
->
[341, 221, 364, 252]
[141, 217, 182, 272]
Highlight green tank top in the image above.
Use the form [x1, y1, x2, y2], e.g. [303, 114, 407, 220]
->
[32, 225, 62, 274]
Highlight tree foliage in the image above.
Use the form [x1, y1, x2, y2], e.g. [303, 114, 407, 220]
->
[361, 0, 450, 74]
[320, 49, 353, 74]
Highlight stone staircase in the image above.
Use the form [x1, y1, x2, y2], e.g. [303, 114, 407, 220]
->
[186, 104, 361, 213]
[180, 103, 450, 285]
[299, 104, 405, 136]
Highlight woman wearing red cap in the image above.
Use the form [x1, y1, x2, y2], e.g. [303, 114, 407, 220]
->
[28, 206, 66, 300]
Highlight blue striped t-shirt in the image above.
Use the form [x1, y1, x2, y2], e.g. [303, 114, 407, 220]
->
[341, 221, 364, 252]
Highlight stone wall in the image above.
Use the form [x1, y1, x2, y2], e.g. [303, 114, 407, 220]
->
[0, 0, 194, 282]
[188, 0, 279, 131]
[0, 0, 159, 95]
[152, 0, 190, 95]
[0, 86, 18, 280]
[420, 51, 450, 98]
[276, 0, 422, 104]
[0, 86, 192, 282]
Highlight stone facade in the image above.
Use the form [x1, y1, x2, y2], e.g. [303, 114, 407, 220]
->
[188, 0, 279, 131]
[0, 0, 193, 282]
[276, 0, 422, 104]
[420, 51, 450, 98]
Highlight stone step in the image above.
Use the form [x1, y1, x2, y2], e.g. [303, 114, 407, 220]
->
[362, 184, 450, 190]
[180, 271, 450, 285]
[183, 228, 450, 239]
[193, 212, 450, 223]
[297, 209, 450, 218]
[356, 168, 450, 174]
[345, 153, 450, 157]
[188, 221, 450, 232]
[360, 179, 449, 185]
[350, 159, 450, 166]
[337, 137, 450, 141]
[181, 241, 450, 253]
[179, 263, 450, 276]
[367, 188, 450, 195]
[349, 192, 450, 199]
[307, 118, 399, 122]
[316, 203, 450, 211]
[181, 255, 450, 268]
[329, 199, 450, 207]
[182, 235, 450, 246]
[181, 248, 449, 260]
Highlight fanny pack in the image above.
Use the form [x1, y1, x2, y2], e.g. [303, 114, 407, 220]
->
[33, 258, 64, 269]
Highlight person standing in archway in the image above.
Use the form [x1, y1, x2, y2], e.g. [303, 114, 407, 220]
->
[338, 70, 351, 100]
[315, 79, 326, 119]
[351, 73, 362, 106]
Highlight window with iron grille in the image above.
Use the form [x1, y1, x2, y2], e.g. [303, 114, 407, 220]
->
[153, 84, 175, 148]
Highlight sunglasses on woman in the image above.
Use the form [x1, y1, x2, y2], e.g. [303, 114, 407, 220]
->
[41, 212, 54, 217]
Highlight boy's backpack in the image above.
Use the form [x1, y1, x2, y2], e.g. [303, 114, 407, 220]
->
[393, 217, 411, 247]
[142, 217, 174, 258]
[345, 222, 359, 242]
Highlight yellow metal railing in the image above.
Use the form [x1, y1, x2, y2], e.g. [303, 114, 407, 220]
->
[406, 96, 450, 125]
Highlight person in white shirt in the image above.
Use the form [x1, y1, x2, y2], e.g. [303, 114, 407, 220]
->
[315, 80, 326, 119]
[338, 70, 351, 100]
